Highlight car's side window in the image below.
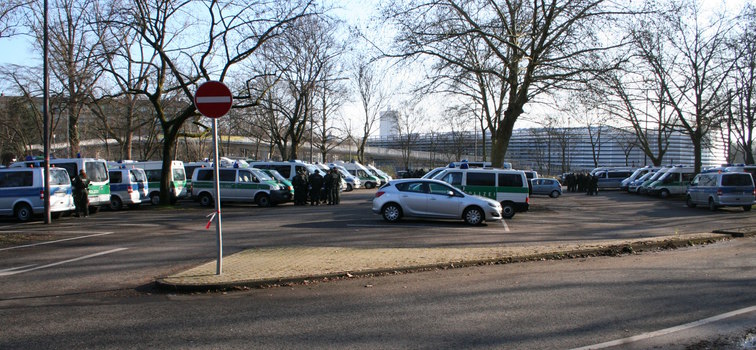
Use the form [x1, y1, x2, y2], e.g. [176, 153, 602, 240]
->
[441, 172, 463, 186]
[428, 183, 451, 195]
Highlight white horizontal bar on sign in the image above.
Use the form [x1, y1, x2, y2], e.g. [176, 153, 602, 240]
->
[196, 96, 232, 103]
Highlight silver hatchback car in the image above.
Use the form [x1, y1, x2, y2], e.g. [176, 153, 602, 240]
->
[372, 179, 503, 225]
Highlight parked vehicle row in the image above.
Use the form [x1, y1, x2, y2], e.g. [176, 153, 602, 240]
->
[0, 156, 392, 222]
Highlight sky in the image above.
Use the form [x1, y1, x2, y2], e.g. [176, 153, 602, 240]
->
[0, 0, 749, 134]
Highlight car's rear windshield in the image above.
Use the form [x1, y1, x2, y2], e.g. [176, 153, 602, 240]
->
[722, 174, 753, 186]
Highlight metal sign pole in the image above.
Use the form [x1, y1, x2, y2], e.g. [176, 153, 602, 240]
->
[212, 118, 223, 275]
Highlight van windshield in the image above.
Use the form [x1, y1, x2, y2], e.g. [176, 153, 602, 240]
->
[131, 170, 147, 182]
[85, 162, 109, 182]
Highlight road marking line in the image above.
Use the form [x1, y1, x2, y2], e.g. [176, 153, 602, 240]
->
[0, 232, 115, 252]
[0, 248, 128, 277]
[570, 305, 756, 350]
[0, 264, 37, 273]
[502, 220, 510, 232]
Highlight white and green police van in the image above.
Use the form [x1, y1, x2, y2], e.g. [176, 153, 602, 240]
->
[333, 161, 381, 189]
[107, 163, 148, 210]
[191, 167, 291, 207]
[11, 157, 111, 211]
[131, 160, 188, 204]
[434, 167, 530, 219]
[0, 167, 75, 221]
[647, 165, 696, 198]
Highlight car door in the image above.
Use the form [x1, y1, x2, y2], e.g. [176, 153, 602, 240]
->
[396, 181, 430, 216]
[218, 169, 237, 200]
[531, 179, 544, 194]
[426, 182, 462, 218]
[236, 169, 256, 202]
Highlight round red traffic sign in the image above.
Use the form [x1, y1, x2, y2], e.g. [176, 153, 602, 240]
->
[194, 81, 233, 118]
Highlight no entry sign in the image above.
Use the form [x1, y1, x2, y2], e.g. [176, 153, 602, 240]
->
[194, 81, 233, 118]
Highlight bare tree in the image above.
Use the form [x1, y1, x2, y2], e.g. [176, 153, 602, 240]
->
[314, 65, 349, 163]
[0, 0, 30, 38]
[28, 0, 106, 158]
[634, 0, 738, 173]
[383, 0, 627, 168]
[352, 57, 388, 164]
[730, 4, 756, 164]
[393, 101, 428, 171]
[105, 0, 315, 204]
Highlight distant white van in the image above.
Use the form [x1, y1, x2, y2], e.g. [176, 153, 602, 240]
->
[131, 160, 188, 204]
[11, 158, 111, 210]
[107, 167, 145, 210]
[647, 165, 696, 198]
[0, 167, 75, 221]
[248, 160, 319, 181]
[686, 172, 754, 211]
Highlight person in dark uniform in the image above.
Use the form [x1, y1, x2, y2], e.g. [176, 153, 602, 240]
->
[323, 169, 334, 205]
[292, 170, 307, 205]
[331, 168, 342, 205]
[309, 170, 323, 206]
[72, 169, 90, 217]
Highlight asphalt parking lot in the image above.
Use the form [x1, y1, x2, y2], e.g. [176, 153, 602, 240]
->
[2, 188, 753, 252]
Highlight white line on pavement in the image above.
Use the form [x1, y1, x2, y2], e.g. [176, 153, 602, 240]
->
[0, 248, 128, 277]
[0, 232, 115, 252]
[570, 305, 756, 350]
[0, 264, 37, 273]
[502, 220, 510, 232]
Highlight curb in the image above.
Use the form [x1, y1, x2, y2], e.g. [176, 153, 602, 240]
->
[154, 232, 744, 293]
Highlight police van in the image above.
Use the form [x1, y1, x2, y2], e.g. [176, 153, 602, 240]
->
[595, 169, 635, 189]
[434, 167, 529, 219]
[0, 167, 75, 221]
[647, 165, 696, 198]
[248, 160, 319, 181]
[131, 160, 188, 204]
[106, 164, 147, 210]
[11, 157, 111, 210]
[191, 167, 291, 207]
[333, 161, 380, 189]
[686, 172, 754, 211]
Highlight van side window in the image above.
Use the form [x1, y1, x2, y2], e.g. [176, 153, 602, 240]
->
[498, 173, 523, 187]
[196, 169, 213, 181]
[145, 169, 162, 182]
[109, 171, 123, 184]
[238, 171, 252, 183]
[682, 173, 696, 182]
[466, 172, 495, 186]
[219, 170, 236, 182]
[441, 172, 463, 186]
[274, 165, 291, 178]
[0, 171, 33, 187]
[700, 175, 715, 187]
[57, 163, 78, 179]
[722, 174, 753, 186]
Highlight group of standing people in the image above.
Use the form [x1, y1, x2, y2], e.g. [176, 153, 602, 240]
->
[564, 172, 599, 196]
[291, 168, 342, 206]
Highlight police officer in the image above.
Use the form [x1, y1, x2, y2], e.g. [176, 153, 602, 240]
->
[292, 170, 307, 205]
[309, 170, 323, 206]
[72, 169, 90, 217]
[331, 168, 342, 205]
[323, 169, 334, 205]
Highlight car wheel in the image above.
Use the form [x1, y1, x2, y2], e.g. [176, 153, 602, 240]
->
[365, 182, 375, 189]
[500, 202, 516, 219]
[708, 198, 718, 211]
[744, 205, 752, 212]
[150, 193, 160, 205]
[685, 196, 696, 208]
[382, 203, 402, 222]
[199, 193, 214, 207]
[660, 189, 670, 198]
[110, 195, 123, 211]
[346, 183, 353, 192]
[550, 190, 560, 198]
[15, 203, 33, 222]
[51, 212, 62, 219]
[463, 207, 484, 225]
[256, 194, 271, 207]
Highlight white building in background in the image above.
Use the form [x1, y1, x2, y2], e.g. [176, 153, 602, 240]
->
[379, 110, 399, 139]
[367, 125, 729, 174]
